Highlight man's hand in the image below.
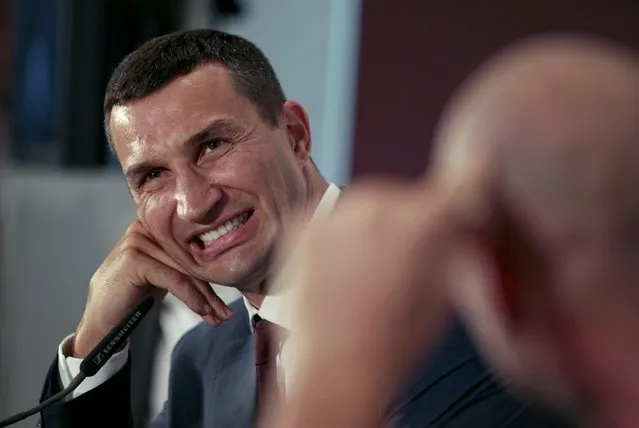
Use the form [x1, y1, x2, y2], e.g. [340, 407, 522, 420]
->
[286, 181, 457, 386]
[73, 221, 233, 358]
[267, 168, 489, 427]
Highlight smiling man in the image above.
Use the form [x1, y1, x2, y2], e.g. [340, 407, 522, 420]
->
[36, 30, 571, 428]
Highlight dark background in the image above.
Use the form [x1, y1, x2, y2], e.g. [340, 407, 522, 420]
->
[352, 1, 639, 178]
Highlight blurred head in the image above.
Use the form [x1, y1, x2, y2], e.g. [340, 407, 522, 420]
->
[105, 29, 327, 292]
[432, 34, 639, 426]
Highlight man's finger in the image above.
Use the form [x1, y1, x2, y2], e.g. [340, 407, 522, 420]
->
[133, 230, 233, 320]
[195, 279, 234, 321]
[139, 259, 229, 324]
[134, 232, 192, 275]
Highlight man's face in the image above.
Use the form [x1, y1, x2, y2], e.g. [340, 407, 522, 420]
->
[110, 64, 313, 290]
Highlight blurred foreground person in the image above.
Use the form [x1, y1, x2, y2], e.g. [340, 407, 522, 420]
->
[269, 34, 639, 428]
[442, 35, 639, 428]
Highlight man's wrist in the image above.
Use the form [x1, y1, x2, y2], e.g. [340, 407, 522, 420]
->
[71, 328, 129, 359]
[70, 331, 92, 358]
[71, 328, 102, 359]
[61, 335, 76, 357]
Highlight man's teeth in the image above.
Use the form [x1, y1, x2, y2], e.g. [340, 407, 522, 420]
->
[199, 212, 250, 246]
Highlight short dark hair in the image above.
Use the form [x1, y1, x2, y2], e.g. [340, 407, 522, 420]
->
[104, 29, 286, 151]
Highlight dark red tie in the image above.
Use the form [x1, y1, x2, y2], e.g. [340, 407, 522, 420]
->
[254, 315, 283, 417]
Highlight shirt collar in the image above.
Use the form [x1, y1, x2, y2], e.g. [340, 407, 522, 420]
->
[243, 182, 341, 330]
[243, 296, 260, 325]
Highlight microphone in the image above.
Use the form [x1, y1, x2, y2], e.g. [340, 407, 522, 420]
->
[0, 296, 155, 428]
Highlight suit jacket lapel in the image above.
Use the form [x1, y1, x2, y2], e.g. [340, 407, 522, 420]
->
[205, 301, 257, 428]
[129, 303, 162, 428]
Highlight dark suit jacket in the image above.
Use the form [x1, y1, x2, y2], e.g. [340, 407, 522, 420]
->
[128, 301, 162, 427]
[38, 299, 573, 428]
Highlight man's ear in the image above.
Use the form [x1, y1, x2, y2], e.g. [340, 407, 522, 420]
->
[281, 101, 312, 162]
[485, 231, 524, 330]
[480, 201, 545, 332]
[479, 197, 541, 330]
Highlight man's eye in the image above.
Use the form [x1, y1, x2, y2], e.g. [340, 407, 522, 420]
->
[144, 170, 164, 183]
[203, 140, 223, 154]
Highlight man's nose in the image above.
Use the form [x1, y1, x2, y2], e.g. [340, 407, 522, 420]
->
[175, 169, 222, 223]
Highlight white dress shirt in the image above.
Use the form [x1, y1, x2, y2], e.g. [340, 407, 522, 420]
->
[56, 183, 341, 405]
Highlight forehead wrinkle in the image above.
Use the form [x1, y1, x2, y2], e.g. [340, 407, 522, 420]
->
[113, 65, 264, 173]
[123, 113, 241, 173]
